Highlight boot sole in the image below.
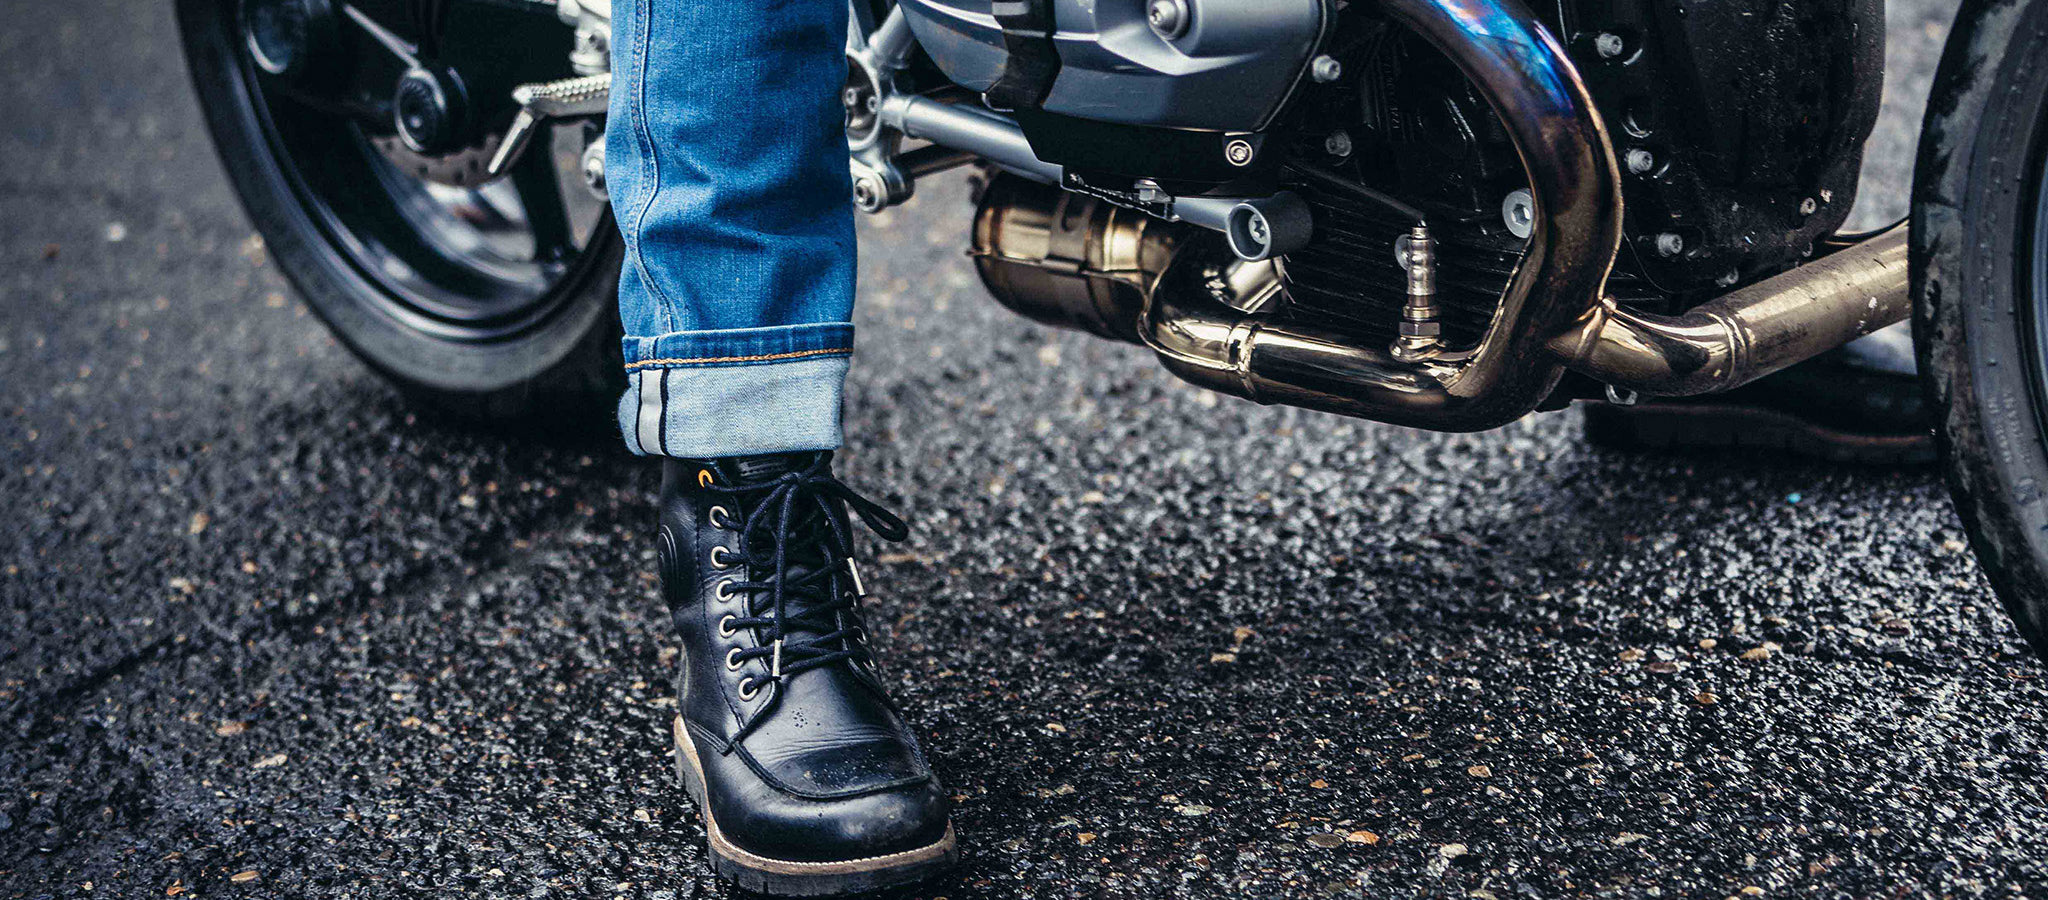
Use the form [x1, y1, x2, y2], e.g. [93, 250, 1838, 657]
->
[1583, 402, 1936, 466]
[671, 716, 958, 896]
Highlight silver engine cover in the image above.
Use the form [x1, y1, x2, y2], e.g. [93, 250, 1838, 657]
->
[898, 0, 1325, 133]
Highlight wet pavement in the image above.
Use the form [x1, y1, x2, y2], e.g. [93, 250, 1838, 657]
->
[6, 0, 2046, 898]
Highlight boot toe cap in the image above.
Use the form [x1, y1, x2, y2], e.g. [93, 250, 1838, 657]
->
[716, 772, 953, 864]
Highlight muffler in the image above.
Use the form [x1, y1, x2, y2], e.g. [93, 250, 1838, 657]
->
[969, 176, 1179, 344]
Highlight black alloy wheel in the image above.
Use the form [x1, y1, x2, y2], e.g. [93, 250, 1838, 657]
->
[177, 0, 625, 421]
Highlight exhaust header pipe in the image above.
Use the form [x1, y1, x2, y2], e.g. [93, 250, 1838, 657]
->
[1547, 226, 1910, 396]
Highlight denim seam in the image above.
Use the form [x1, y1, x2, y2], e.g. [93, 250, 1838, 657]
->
[624, 347, 852, 370]
[622, 0, 680, 333]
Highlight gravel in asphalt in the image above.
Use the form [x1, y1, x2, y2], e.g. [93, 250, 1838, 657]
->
[6, 1, 2047, 898]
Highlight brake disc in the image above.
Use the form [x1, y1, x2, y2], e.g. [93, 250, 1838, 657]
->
[370, 131, 505, 188]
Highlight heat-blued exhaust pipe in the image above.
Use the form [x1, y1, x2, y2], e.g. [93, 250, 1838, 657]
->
[1546, 225, 1909, 396]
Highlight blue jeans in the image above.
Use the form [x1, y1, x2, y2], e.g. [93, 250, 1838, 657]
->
[606, 0, 854, 458]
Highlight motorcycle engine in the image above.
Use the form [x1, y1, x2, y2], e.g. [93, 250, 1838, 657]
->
[920, 0, 1881, 352]
[906, 1, 1584, 356]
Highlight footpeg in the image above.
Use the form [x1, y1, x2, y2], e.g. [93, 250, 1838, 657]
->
[484, 73, 612, 178]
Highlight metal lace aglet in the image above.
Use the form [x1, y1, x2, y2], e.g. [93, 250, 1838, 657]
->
[845, 558, 868, 597]
[770, 639, 783, 678]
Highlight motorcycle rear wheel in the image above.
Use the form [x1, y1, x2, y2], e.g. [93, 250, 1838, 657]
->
[175, 0, 624, 422]
[1914, 0, 2048, 660]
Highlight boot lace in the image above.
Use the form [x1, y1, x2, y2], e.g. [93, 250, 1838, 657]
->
[701, 453, 909, 747]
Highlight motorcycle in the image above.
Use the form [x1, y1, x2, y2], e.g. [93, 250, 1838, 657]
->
[174, 0, 2048, 660]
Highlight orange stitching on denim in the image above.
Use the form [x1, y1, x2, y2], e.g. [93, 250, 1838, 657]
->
[624, 347, 850, 369]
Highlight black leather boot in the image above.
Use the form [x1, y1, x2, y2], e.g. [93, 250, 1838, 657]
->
[655, 452, 954, 896]
[1583, 324, 1936, 465]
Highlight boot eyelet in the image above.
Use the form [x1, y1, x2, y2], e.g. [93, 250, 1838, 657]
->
[708, 505, 735, 529]
[737, 677, 760, 701]
[698, 469, 715, 488]
[725, 646, 745, 671]
[715, 579, 737, 601]
[718, 614, 738, 637]
[710, 546, 735, 569]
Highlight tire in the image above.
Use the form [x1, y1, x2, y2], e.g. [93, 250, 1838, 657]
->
[1913, 0, 2048, 659]
[174, 0, 624, 423]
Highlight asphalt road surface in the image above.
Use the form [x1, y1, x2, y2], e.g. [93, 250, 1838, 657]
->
[6, 1, 2044, 898]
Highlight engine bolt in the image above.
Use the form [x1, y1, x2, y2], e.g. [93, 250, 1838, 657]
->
[1324, 130, 1353, 158]
[1225, 139, 1255, 166]
[851, 175, 883, 212]
[1654, 232, 1685, 257]
[1594, 32, 1626, 59]
[1146, 0, 1190, 40]
[1311, 55, 1343, 83]
[1625, 148, 1656, 175]
[1798, 196, 1819, 216]
[1501, 189, 1535, 239]
[579, 141, 607, 199]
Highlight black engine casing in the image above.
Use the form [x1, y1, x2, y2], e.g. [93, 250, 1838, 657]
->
[1562, 0, 1886, 294]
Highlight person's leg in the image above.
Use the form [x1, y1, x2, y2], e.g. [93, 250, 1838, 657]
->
[607, 1, 956, 893]
[607, 0, 855, 458]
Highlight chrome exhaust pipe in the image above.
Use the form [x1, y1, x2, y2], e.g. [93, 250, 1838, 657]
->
[1546, 225, 1910, 396]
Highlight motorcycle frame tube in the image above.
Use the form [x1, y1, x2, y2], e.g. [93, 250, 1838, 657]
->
[1546, 224, 1910, 396]
[884, 94, 1064, 184]
[1139, 0, 1623, 431]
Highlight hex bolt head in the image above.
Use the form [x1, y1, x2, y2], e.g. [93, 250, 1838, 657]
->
[1311, 55, 1343, 83]
[1225, 139, 1255, 167]
[579, 141, 607, 198]
[1654, 232, 1685, 257]
[851, 176, 883, 212]
[1146, 0, 1189, 40]
[1625, 148, 1656, 175]
[1798, 197, 1819, 216]
[842, 86, 864, 108]
[1324, 130, 1353, 158]
[1594, 32, 1626, 58]
[1500, 189, 1535, 239]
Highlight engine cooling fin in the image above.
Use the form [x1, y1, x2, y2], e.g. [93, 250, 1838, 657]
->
[1276, 185, 1522, 350]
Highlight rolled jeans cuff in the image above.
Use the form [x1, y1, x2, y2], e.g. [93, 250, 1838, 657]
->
[616, 323, 852, 458]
